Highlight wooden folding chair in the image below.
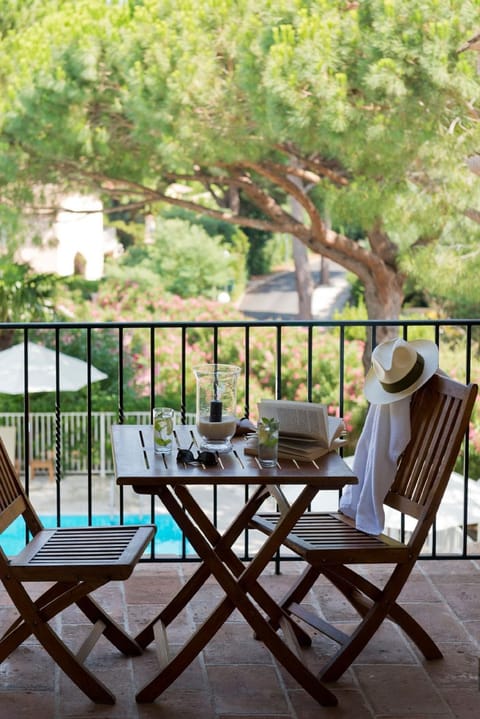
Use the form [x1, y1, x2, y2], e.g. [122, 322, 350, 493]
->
[0, 437, 155, 704]
[250, 373, 478, 682]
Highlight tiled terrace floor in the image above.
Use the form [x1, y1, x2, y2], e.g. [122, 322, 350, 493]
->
[1, 558, 479, 719]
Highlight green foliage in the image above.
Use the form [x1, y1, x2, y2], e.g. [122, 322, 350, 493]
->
[158, 208, 249, 293]
[246, 234, 275, 276]
[61, 275, 100, 302]
[0, 205, 24, 248]
[161, 206, 243, 245]
[332, 291, 369, 343]
[230, 199, 279, 276]
[0, 0, 57, 36]
[0, 2, 478, 235]
[106, 217, 244, 299]
[1, 0, 480, 323]
[401, 226, 480, 318]
[0, 261, 58, 324]
[338, 273, 366, 308]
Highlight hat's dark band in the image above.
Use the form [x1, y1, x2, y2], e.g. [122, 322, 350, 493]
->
[380, 354, 425, 394]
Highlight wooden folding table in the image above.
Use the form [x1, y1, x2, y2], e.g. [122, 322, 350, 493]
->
[111, 423, 357, 706]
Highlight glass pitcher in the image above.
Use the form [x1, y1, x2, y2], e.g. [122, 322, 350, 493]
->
[193, 364, 241, 453]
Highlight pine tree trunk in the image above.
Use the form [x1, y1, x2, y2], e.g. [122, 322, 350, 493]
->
[288, 168, 314, 319]
[0, 328, 16, 351]
[292, 237, 313, 319]
[361, 266, 405, 372]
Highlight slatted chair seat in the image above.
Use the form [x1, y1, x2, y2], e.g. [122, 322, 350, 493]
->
[0, 439, 156, 705]
[251, 511, 411, 564]
[249, 373, 478, 683]
[10, 525, 154, 579]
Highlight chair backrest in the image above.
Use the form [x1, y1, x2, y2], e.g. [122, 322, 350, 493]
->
[385, 372, 477, 550]
[0, 437, 42, 539]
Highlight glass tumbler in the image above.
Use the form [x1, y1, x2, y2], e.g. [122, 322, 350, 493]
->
[257, 418, 279, 468]
[153, 407, 175, 454]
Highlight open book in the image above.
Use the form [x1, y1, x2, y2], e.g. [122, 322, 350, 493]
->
[245, 399, 347, 461]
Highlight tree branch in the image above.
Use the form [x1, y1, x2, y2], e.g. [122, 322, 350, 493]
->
[274, 143, 349, 186]
[465, 207, 480, 224]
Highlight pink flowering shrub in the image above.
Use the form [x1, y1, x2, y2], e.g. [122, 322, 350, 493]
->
[58, 285, 480, 476]
[76, 284, 368, 447]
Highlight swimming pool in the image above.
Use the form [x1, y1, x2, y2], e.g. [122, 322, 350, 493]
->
[2, 514, 195, 557]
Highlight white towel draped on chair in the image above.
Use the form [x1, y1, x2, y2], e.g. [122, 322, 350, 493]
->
[339, 397, 411, 534]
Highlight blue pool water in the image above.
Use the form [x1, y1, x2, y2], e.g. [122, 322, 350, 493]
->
[2, 514, 195, 557]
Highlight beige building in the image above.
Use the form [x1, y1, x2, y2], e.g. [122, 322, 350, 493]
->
[17, 193, 122, 281]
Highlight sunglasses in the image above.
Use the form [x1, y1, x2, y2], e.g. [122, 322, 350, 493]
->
[176, 448, 218, 467]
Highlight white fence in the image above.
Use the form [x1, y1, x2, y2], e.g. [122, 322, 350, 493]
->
[0, 411, 194, 476]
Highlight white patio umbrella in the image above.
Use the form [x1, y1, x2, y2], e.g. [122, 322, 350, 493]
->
[0, 342, 108, 394]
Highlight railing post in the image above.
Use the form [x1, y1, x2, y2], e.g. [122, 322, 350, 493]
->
[100, 412, 106, 477]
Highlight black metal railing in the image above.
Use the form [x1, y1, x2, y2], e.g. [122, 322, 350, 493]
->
[1, 318, 479, 561]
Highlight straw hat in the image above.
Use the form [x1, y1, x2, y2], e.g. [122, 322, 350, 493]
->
[364, 338, 439, 405]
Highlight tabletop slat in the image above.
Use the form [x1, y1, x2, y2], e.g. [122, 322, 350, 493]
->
[111, 424, 357, 488]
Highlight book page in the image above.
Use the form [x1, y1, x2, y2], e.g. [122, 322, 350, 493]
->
[326, 416, 346, 445]
[258, 399, 328, 441]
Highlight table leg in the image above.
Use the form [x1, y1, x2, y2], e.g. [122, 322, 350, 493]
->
[135, 483, 337, 706]
[135, 484, 271, 648]
[174, 482, 311, 643]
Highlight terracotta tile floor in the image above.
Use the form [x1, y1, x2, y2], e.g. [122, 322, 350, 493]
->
[1, 559, 479, 719]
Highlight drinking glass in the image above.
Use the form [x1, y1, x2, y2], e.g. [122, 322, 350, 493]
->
[257, 418, 279, 468]
[153, 407, 175, 454]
